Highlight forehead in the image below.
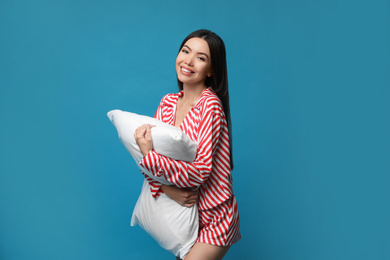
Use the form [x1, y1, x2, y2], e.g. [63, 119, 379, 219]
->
[184, 37, 210, 55]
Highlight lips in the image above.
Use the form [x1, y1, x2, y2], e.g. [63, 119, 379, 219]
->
[180, 66, 194, 75]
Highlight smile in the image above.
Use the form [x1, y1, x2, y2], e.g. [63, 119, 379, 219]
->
[180, 66, 194, 75]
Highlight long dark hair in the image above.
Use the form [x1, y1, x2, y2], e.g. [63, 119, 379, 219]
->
[177, 29, 234, 170]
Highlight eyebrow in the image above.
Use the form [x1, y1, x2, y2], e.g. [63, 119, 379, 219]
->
[183, 45, 209, 58]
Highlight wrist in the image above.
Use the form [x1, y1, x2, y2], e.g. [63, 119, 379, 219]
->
[141, 149, 152, 157]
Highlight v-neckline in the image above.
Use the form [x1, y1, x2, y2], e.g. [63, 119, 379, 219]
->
[172, 87, 210, 129]
[173, 99, 192, 129]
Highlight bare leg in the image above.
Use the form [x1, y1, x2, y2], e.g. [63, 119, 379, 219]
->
[184, 242, 231, 260]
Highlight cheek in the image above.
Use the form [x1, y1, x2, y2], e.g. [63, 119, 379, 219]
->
[175, 56, 181, 70]
[176, 57, 181, 67]
[176, 53, 184, 64]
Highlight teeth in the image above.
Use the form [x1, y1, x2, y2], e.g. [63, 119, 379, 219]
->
[182, 67, 192, 73]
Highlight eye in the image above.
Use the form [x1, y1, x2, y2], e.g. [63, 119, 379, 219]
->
[198, 57, 206, 61]
[181, 49, 189, 54]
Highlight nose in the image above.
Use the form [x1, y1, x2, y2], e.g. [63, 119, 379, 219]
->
[184, 54, 195, 66]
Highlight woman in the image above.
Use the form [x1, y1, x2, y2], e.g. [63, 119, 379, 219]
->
[135, 29, 240, 260]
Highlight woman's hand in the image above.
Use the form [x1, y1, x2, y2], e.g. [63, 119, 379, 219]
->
[134, 124, 155, 157]
[162, 185, 198, 208]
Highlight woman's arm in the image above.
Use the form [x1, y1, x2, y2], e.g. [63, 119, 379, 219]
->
[135, 125, 199, 207]
[161, 185, 198, 208]
[137, 102, 225, 189]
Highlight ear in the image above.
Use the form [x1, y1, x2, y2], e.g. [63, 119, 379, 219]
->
[207, 72, 213, 77]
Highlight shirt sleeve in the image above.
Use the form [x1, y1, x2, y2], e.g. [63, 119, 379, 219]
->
[140, 100, 224, 194]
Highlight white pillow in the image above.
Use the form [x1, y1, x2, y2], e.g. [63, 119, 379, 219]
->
[107, 109, 199, 258]
[131, 179, 199, 259]
[107, 109, 198, 185]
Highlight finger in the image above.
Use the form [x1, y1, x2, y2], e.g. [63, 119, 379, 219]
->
[135, 127, 147, 139]
[185, 194, 197, 201]
[184, 202, 196, 208]
[135, 126, 142, 135]
[136, 124, 148, 132]
[135, 125, 144, 133]
[185, 191, 198, 198]
[184, 196, 197, 204]
[187, 198, 197, 204]
[146, 125, 152, 140]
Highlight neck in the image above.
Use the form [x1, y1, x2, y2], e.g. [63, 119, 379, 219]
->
[181, 83, 207, 106]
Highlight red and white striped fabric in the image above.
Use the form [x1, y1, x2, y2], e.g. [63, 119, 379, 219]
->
[140, 87, 240, 246]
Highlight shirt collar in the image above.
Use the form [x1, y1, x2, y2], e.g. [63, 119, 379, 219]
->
[194, 87, 214, 109]
[162, 87, 214, 109]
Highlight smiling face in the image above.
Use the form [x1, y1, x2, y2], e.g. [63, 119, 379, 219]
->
[176, 37, 213, 88]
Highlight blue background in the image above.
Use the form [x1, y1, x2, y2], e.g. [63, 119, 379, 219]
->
[1, 0, 389, 259]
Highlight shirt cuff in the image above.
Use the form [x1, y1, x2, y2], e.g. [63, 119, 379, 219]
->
[142, 173, 164, 198]
[139, 150, 161, 177]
